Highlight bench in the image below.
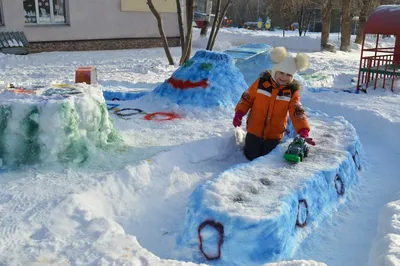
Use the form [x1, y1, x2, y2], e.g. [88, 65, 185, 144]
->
[0, 31, 29, 55]
[360, 64, 400, 77]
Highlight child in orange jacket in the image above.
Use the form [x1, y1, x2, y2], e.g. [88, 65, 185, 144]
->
[233, 46, 315, 161]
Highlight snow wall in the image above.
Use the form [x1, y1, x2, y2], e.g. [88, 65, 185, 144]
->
[0, 84, 121, 169]
[103, 90, 150, 101]
[175, 110, 363, 265]
[367, 198, 400, 266]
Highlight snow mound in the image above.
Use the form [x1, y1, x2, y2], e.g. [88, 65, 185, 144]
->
[0, 84, 121, 168]
[152, 50, 248, 108]
[176, 110, 363, 265]
[367, 199, 400, 266]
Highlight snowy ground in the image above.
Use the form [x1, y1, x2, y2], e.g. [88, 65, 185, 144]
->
[0, 28, 400, 266]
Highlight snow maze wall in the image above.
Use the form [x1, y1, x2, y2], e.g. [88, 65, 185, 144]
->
[0, 84, 121, 169]
[89, 50, 364, 264]
[0, 49, 365, 265]
[175, 111, 363, 265]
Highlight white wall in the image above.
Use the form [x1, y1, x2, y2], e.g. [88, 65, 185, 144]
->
[0, 0, 179, 42]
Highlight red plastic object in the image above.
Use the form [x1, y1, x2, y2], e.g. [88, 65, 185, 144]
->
[13, 88, 36, 94]
[75, 66, 97, 85]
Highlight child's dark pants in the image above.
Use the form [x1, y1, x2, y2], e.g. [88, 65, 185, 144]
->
[244, 133, 280, 161]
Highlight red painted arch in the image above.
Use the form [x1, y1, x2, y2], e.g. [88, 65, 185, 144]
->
[364, 5, 400, 35]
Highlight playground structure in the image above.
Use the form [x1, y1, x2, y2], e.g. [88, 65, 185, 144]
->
[356, 5, 400, 92]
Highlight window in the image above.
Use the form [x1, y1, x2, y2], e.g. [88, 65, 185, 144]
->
[23, 0, 67, 24]
[0, 0, 4, 25]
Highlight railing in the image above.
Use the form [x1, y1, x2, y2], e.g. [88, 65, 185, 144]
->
[358, 51, 398, 91]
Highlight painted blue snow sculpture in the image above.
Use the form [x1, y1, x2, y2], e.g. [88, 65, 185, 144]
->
[176, 111, 363, 266]
[152, 50, 248, 108]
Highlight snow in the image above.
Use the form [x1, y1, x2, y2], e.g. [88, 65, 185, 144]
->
[367, 199, 400, 266]
[177, 110, 362, 265]
[0, 84, 120, 168]
[375, 5, 400, 12]
[0, 28, 399, 266]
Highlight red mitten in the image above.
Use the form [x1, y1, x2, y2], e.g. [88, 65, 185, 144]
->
[233, 111, 245, 127]
[298, 128, 316, 146]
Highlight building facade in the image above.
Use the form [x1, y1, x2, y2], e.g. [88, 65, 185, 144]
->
[0, 0, 181, 52]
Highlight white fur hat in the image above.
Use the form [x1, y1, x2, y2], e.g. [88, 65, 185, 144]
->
[270, 46, 310, 78]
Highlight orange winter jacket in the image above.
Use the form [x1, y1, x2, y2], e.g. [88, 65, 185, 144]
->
[235, 71, 310, 140]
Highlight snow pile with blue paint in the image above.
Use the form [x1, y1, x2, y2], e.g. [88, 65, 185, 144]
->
[103, 90, 150, 101]
[152, 50, 248, 108]
[175, 110, 363, 266]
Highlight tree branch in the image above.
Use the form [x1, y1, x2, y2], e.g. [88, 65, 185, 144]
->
[147, 0, 174, 65]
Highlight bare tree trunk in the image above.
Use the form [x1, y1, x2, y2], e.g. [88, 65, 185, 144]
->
[180, 0, 194, 65]
[209, 0, 233, 50]
[206, 0, 221, 50]
[176, 0, 185, 53]
[280, 1, 287, 38]
[355, 0, 377, 44]
[340, 0, 351, 51]
[200, 0, 213, 37]
[147, 0, 174, 65]
[303, 7, 314, 36]
[298, 0, 305, 36]
[321, 0, 333, 50]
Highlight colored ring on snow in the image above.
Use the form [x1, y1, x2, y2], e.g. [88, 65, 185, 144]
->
[296, 199, 308, 228]
[198, 220, 224, 260]
[143, 112, 180, 121]
[107, 103, 120, 110]
[13, 88, 36, 95]
[334, 174, 345, 196]
[114, 108, 145, 117]
[352, 151, 361, 171]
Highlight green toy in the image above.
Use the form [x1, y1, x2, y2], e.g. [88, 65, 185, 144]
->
[284, 136, 309, 163]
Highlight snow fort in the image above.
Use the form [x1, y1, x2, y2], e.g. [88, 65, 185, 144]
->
[0, 84, 121, 168]
[176, 110, 363, 265]
[152, 50, 248, 108]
